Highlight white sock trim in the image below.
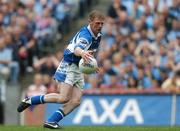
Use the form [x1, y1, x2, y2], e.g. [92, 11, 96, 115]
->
[56, 110, 64, 117]
[40, 95, 43, 103]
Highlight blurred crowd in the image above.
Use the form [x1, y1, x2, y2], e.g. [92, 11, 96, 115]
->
[0, 0, 180, 95]
[84, 0, 180, 94]
[0, 0, 95, 86]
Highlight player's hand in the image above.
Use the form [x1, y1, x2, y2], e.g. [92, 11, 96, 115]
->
[81, 50, 93, 63]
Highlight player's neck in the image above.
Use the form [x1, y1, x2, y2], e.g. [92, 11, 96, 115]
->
[88, 25, 97, 38]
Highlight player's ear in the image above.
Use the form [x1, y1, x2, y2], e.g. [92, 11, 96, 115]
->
[88, 18, 94, 23]
[88, 19, 91, 23]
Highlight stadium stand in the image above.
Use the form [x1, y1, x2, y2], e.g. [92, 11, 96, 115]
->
[0, 0, 96, 82]
[0, 0, 179, 126]
[0, 0, 98, 124]
[0, 0, 179, 95]
[84, 0, 180, 94]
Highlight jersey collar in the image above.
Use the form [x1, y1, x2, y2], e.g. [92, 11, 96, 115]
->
[87, 25, 102, 40]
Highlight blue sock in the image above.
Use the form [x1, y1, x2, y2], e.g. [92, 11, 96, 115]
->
[48, 109, 65, 123]
[31, 95, 45, 105]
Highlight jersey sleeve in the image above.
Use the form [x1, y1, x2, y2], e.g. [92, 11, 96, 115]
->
[74, 32, 91, 50]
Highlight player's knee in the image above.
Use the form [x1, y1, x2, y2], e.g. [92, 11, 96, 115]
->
[72, 100, 81, 108]
[57, 96, 70, 103]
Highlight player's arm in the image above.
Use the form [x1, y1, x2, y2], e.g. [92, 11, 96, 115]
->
[74, 47, 93, 62]
[74, 37, 93, 62]
[74, 47, 84, 57]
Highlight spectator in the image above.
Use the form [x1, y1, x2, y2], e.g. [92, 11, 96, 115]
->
[111, 52, 122, 75]
[1, 0, 179, 94]
[168, 0, 180, 20]
[84, 75, 100, 92]
[34, 8, 55, 53]
[0, 37, 12, 81]
[24, 73, 47, 125]
[162, 70, 180, 93]
[26, 73, 47, 97]
[89, 0, 180, 94]
[107, 0, 127, 19]
[4, 32, 19, 83]
[136, 67, 152, 89]
[42, 74, 58, 93]
[100, 59, 114, 85]
[0, 0, 86, 84]
[127, 76, 138, 89]
[33, 53, 59, 76]
[100, 69, 124, 92]
[116, 11, 134, 36]
[51, 0, 71, 33]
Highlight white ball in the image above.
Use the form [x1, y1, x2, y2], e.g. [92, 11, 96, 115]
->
[79, 57, 98, 74]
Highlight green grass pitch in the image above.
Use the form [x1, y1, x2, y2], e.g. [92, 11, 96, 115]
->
[0, 126, 180, 131]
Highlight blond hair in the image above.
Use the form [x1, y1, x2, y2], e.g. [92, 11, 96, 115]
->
[88, 10, 106, 21]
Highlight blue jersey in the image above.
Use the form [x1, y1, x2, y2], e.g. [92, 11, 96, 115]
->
[63, 25, 102, 65]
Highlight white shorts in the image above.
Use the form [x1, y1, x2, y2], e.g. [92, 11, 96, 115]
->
[54, 60, 84, 90]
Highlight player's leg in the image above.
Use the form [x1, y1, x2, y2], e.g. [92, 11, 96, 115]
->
[44, 85, 82, 129]
[17, 60, 72, 113]
[43, 82, 73, 129]
[44, 70, 84, 129]
[17, 82, 73, 112]
[61, 86, 83, 115]
[44, 83, 72, 103]
[60, 64, 84, 115]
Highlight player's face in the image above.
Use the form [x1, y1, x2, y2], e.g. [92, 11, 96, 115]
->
[90, 17, 104, 36]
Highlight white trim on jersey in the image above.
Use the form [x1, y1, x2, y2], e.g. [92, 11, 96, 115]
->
[87, 25, 102, 40]
[66, 31, 82, 52]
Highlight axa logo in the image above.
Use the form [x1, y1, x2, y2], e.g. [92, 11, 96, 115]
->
[73, 98, 144, 124]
